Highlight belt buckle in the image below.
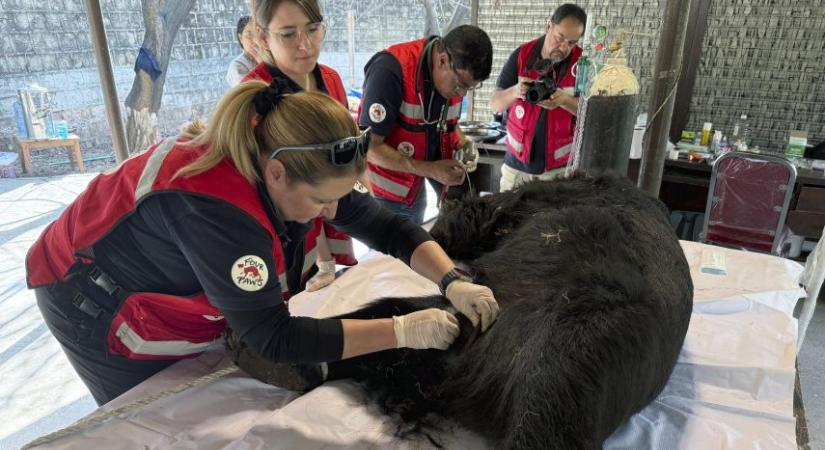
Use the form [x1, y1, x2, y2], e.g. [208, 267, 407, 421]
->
[88, 265, 120, 297]
[87, 265, 102, 282]
[72, 292, 103, 319]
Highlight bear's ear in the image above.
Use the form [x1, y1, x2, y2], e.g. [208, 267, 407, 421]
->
[441, 198, 461, 213]
[477, 201, 505, 238]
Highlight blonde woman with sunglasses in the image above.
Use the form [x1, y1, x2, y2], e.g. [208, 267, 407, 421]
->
[27, 80, 499, 405]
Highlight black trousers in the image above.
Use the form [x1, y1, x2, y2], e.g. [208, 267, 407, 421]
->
[35, 282, 176, 405]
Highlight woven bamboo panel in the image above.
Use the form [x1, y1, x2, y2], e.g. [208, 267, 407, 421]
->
[473, 0, 825, 151]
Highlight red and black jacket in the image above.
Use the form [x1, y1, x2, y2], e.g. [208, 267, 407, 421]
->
[27, 138, 332, 360]
[505, 39, 581, 171]
[363, 38, 462, 206]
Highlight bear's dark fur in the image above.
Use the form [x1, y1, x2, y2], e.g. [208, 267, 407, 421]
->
[233, 174, 694, 449]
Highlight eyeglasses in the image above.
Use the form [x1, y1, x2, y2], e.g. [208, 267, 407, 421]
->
[269, 128, 371, 166]
[265, 22, 326, 47]
[547, 24, 581, 48]
[444, 47, 483, 92]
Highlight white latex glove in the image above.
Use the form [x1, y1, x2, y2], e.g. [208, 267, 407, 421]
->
[445, 280, 500, 332]
[305, 259, 336, 292]
[454, 140, 479, 173]
[393, 308, 460, 350]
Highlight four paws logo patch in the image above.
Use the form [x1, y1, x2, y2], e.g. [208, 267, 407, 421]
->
[369, 103, 387, 123]
[231, 255, 269, 292]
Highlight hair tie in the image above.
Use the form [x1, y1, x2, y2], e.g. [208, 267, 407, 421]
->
[252, 78, 295, 118]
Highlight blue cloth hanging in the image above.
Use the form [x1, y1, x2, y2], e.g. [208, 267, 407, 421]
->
[135, 47, 162, 80]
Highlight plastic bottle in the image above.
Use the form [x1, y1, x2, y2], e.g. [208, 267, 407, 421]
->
[574, 55, 591, 97]
[701, 122, 713, 146]
[718, 135, 730, 156]
[55, 120, 69, 139]
[711, 130, 722, 153]
[731, 114, 750, 151]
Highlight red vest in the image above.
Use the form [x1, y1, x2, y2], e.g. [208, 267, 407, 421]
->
[242, 62, 356, 265]
[505, 39, 581, 171]
[365, 38, 463, 206]
[26, 138, 328, 360]
[242, 62, 348, 107]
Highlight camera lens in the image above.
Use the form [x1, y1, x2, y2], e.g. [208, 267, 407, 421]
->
[526, 83, 550, 104]
[526, 87, 542, 104]
[524, 77, 557, 104]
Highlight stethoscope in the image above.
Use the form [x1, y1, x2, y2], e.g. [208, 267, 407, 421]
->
[413, 37, 465, 206]
[414, 37, 449, 132]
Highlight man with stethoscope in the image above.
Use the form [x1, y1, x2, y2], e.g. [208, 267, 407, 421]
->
[358, 25, 493, 224]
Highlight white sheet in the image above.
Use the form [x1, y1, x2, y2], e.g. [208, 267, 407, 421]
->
[29, 242, 805, 449]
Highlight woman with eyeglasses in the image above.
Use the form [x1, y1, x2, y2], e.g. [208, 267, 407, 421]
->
[27, 80, 500, 406]
[243, 0, 357, 292]
[243, 0, 344, 109]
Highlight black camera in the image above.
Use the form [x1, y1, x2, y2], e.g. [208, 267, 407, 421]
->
[525, 76, 558, 104]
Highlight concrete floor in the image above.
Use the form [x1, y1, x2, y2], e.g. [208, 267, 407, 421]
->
[0, 174, 823, 450]
[0, 174, 100, 450]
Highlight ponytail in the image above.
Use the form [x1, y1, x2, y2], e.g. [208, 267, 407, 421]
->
[177, 81, 267, 182]
[177, 81, 363, 186]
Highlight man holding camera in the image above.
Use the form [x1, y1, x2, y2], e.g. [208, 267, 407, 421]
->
[490, 4, 586, 191]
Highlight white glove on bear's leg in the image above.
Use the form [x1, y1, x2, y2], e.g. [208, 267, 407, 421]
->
[445, 280, 500, 332]
[305, 259, 336, 292]
[393, 308, 460, 350]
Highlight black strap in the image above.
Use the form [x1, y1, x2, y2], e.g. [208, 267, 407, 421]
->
[65, 262, 128, 319]
[438, 267, 473, 295]
[397, 121, 457, 133]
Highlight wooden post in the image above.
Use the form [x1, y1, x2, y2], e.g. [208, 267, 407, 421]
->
[84, 0, 130, 164]
[669, 0, 712, 143]
[466, 0, 479, 121]
[638, 0, 692, 197]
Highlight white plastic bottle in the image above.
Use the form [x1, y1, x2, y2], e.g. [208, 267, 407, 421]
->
[732, 114, 750, 151]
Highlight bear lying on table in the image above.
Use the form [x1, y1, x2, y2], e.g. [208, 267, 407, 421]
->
[227, 173, 694, 450]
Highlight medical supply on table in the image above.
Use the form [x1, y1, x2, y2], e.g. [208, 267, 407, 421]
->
[700, 250, 727, 275]
[731, 114, 750, 151]
[701, 122, 712, 146]
[786, 130, 807, 159]
[711, 130, 723, 153]
[55, 120, 69, 139]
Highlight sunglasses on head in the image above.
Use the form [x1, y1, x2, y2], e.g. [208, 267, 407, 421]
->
[269, 128, 371, 166]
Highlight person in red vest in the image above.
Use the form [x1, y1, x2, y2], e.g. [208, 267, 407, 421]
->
[359, 25, 492, 224]
[490, 4, 587, 191]
[242, 0, 355, 291]
[27, 80, 500, 405]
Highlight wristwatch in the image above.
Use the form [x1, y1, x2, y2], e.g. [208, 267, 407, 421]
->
[438, 267, 472, 295]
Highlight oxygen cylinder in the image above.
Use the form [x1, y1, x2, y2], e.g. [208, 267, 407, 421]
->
[568, 58, 640, 176]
